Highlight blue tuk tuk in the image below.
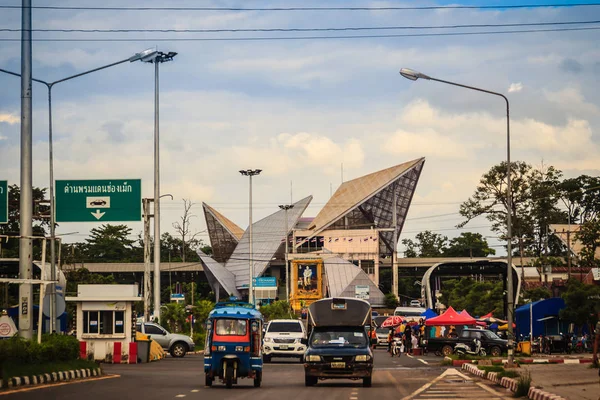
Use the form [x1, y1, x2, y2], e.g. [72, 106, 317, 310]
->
[204, 300, 264, 388]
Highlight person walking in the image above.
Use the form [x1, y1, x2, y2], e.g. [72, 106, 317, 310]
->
[592, 309, 599, 400]
[405, 325, 412, 355]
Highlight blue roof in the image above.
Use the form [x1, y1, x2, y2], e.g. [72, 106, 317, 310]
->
[209, 302, 263, 319]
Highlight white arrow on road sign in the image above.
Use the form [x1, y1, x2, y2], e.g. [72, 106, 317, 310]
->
[91, 210, 105, 220]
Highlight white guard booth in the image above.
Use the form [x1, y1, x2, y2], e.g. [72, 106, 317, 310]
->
[66, 284, 141, 362]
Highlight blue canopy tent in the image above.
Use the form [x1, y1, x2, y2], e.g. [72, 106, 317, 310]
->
[515, 298, 566, 338]
[420, 308, 438, 319]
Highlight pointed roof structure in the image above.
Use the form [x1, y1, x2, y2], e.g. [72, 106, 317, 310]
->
[324, 257, 385, 306]
[226, 195, 313, 289]
[203, 203, 245, 263]
[198, 253, 240, 298]
[425, 306, 476, 326]
[304, 158, 425, 256]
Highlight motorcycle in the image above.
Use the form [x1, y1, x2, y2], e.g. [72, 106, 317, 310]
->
[390, 337, 403, 357]
[454, 338, 486, 357]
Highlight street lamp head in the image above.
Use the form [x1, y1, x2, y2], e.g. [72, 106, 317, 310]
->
[399, 68, 431, 81]
[130, 48, 158, 62]
[134, 50, 178, 64]
[240, 169, 262, 176]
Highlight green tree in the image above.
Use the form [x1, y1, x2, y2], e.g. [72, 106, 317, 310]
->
[160, 302, 187, 333]
[575, 219, 600, 268]
[84, 224, 139, 262]
[0, 184, 51, 259]
[558, 175, 600, 224]
[401, 230, 448, 257]
[440, 278, 505, 318]
[522, 286, 552, 302]
[459, 162, 567, 257]
[443, 232, 496, 257]
[560, 279, 600, 328]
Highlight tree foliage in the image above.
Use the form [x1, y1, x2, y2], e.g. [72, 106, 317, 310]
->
[439, 278, 505, 318]
[84, 224, 136, 262]
[259, 301, 295, 320]
[522, 286, 552, 303]
[402, 231, 495, 258]
[559, 279, 600, 328]
[0, 184, 51, 259]
[459, 162, 568, 257]
[575, 219, 600, 268]
[557, 175, 600, 224]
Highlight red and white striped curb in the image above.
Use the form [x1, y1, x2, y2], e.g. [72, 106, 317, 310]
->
[461, 363, 485, 377]
[528, 386, 567, 400]
[498, 358, 592, 365]
[499, 376, 518, 392]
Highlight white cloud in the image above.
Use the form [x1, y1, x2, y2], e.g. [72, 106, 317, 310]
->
[508, 83, 523, 93]
[0, 114, 19, 124]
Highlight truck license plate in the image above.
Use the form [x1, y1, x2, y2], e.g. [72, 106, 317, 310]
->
[279, 345, 288, 350]
[331, 362, 345, 368]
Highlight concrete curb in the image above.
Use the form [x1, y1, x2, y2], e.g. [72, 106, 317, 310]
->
[3, 367, 102, 389]
[460, 362, 569, 400]
[527, 386, 568, 400]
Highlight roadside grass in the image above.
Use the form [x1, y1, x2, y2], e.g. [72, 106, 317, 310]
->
[477, 365, 520, 379]
[514, 370, 532, 397]
[2, 359, 100, 383]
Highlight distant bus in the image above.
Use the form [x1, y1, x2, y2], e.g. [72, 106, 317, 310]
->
[393, 306, 426, 322]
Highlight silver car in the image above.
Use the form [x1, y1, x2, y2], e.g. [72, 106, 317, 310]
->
[136, 322, 195, 358]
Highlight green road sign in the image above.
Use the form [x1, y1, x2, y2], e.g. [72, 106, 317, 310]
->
[55, 179, 141, 222]
[0, 181, 7, 224]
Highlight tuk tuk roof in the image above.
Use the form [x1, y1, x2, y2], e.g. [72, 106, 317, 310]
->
[209, 301, 263, 319]
[308, 297, 371, 327]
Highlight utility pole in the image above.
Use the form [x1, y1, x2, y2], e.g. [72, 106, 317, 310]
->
[19, 0, 33, 339]
[142, 198, 152, 321]
[519, 237, 525, 285]
[392, 184, 398, 299]
[279, 205, 294, 302]
[190, 281, 194, 337]
[566, 229, 572, 280]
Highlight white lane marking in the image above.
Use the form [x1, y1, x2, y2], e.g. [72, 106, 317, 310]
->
[191, 390, 199, 393]
[175, 395, 186, 398]
[406, 354, 414, 358]
[418, 358, 429, 365]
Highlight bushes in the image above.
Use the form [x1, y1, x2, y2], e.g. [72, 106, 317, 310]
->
[384, 293, 399, 308]
[515, 370, 532, 397]
[0, 335, 80, 366]
[259, 301, 295, 320]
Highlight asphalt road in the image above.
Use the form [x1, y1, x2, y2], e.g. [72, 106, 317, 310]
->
[1, 350, 512, 400]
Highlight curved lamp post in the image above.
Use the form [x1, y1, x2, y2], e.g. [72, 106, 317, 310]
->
[399, 67, 515, 366]
[240, 169, 262, 305]
[0, 48, 157, 335]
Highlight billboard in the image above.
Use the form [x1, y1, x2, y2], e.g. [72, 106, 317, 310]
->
[290, 259, 323, 311]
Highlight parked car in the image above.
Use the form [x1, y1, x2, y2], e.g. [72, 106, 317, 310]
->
[409, 300, 422, 307]
[263, 319, 307, 362]
[425, 328, 507, 357]
[136, 322, 195, 358]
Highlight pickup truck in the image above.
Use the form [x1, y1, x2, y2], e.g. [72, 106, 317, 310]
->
[425, 328, 507, 357]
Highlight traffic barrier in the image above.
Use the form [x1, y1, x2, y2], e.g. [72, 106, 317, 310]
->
[499, 376, 518, 392]
[113, 342, 122, 364]
[79, 341, 87, 359]
[129, 342, 138, 364]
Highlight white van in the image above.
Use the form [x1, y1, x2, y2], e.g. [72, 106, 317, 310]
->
[393, 306, 426, 322]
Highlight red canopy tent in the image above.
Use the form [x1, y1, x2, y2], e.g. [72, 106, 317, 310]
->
[424, 306, 477, 326]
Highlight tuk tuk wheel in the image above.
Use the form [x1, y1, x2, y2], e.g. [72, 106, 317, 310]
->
[490, 346, 501, 357]
[254, 370, 262, 388]
[305, 375, 317, 386]
[205, 374, 213, 387]
[442, 345, 453, 357]
[225, 365, 234, 388]
[363, 377, 372, 387]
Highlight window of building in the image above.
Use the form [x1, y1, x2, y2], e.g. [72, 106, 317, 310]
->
[83, 310, 126, 335]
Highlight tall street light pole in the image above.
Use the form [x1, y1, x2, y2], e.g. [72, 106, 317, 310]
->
[399, 67, 515, 366]
[137, 51, 177, 322]
[1, 48, 159, 334]
[19, 0, 33, 339]
[240, 169, 262, 305]
[279, 204, 294, 302]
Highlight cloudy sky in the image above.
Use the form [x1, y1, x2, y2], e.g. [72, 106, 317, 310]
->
[0, 0, 599, 255]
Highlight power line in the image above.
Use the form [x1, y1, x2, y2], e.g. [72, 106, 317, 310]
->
[1, 3, 599, 11]
[3, 20, 600, 33]
[1, 26, 597, 42]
